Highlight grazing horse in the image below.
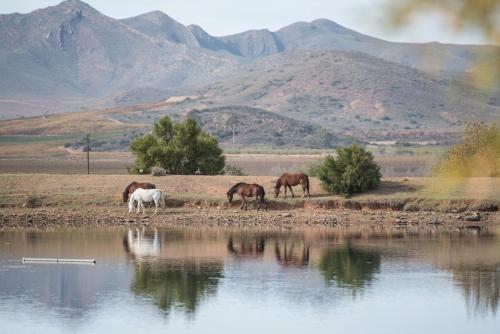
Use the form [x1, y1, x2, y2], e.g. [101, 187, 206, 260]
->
[123, 182, 156, 202]
[226, 182, 267, 210]
[274, 172, 310, 198]
[128, 188, 165, 215]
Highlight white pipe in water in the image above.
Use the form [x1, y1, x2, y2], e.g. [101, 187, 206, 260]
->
[22, 258, 96, 264]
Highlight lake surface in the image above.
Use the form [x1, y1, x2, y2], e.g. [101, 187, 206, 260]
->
[0, 226, 499, 333]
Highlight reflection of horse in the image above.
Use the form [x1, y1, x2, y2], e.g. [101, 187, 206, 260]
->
[274, 173, 310, 198]
[226, 182, 267, 210]
[274, 241, 310, 267]
[227, 236, 265, 258]
[128, 188, 165, 215]
[124, 228, 161, 258]
[123, 182, 156, 202]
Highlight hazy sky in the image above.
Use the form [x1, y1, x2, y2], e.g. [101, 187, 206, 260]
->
[0, 0, 489, 44]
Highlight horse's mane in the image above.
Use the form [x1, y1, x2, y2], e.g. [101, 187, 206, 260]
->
[228, 182, 245, 194]
[274, 178, 281, 189]
[123, 181, 137, 201]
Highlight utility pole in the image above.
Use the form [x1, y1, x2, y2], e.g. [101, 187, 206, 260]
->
[86, 134, 90, 175]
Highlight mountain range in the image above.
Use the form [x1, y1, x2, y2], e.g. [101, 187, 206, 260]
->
[0, 0, 498, 146]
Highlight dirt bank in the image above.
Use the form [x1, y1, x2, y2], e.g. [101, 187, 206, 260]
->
[1, 206, 498, 230]
[1, 174, 498, 229]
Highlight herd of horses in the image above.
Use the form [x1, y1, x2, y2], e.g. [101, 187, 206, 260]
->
[123, 172, 310, 214]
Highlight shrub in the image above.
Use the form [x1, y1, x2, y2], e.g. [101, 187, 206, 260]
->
[403, 202, 420, 212]
[24, 194, 40, 208]
[223, 165, 246, 176]
[151, 166, 167, 176]
[129, 116, 225, 175]
[434, 122, 500, 177]
[305, 128, 337, 149]
[317, 145, 381, 196]
[307, 162, 323, 177]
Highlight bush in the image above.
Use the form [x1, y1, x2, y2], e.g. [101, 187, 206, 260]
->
[307, 162, 323, 177]
[129, 116, 225, 175]
[223, 165, 246, 176]
[305, 128, 337, 149]
[317, 145, 381, 196]
[434, 122, 500, 177]
[23, 194, 40, 208]
[151, 166, 167, 176]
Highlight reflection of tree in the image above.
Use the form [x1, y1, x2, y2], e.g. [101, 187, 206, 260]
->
[319, 245, 380, 293]
[227, 236, 265, 258]
[274, 241, 310, 267]
[131, 260, 223, 315]
[452, 265, 499, 316]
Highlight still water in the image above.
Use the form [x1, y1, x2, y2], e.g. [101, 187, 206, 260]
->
[0, 226, 499, 334]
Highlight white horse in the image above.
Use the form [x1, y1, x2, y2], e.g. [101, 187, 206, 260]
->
[128, 188, 165, 215]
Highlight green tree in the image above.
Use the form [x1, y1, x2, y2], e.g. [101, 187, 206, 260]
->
[129, 116, 225, 174]
[317, 144, 381, 196]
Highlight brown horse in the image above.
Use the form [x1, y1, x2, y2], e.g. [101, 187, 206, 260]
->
[274, 172, 310, 198]
[226, 182, 267, 210]
[123, 181, 156, 202]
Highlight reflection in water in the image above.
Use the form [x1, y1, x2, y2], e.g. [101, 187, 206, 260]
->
[452, 265, 500, 316]
[319, 244, 381, 294]
[227, 235, 265, 258]
[125, 228, 161, 258]
[131, 260, 223, 315]
[274, 240, 310, 267]
[1, 226, 500, 333]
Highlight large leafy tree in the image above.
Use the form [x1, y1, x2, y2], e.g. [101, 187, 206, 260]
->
[129, 116, 225, 175]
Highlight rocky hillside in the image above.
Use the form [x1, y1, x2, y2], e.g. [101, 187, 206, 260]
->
[0, 0, 498, 147]
[190, 50, 500, 141]
[0, 1, 497, 113]
[187, 106, 340, 148]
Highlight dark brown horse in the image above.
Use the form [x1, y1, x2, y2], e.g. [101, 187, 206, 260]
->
[274, 172, 310, 198]
[226, 182, 267, 210]
[123, 182, 156, 202]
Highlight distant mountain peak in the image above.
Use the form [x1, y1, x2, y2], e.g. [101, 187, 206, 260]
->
[55, 0, 93, 10]
[133, 10, 172, 22]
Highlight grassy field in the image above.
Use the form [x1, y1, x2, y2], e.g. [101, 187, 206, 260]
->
[0, 138, 436, 177]
[1, 174, 498, 210]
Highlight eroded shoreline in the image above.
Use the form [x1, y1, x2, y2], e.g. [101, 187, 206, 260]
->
[1, 206, 498, 230]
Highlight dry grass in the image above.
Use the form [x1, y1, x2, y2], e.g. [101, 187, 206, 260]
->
[0, 148, 434, 177]
[0, 174, 498, 209]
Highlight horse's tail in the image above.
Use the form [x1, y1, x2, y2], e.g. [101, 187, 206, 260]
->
[304, 175, 310, 196]
[160, 190, 166, 208]
[259, 186, 267, 209]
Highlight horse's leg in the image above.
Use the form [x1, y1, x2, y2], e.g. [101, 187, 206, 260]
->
[301, 182, 306, 198]
[136, 200, 141, 214]
[289, 185, 295, 198]
[240, 195, 246, 210]
[284, 185, 287, 198]
[153, 200, 158, 215]
[256, 195, 261, 211]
